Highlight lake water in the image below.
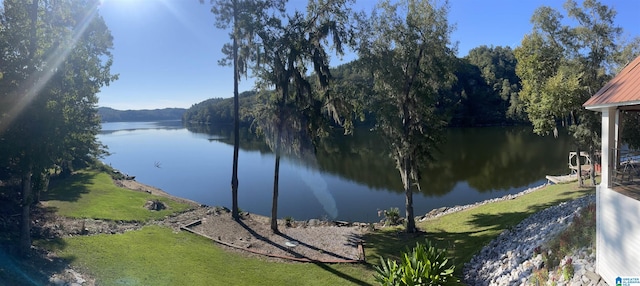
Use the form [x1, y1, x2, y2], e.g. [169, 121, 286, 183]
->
[98, 121, 573, 222]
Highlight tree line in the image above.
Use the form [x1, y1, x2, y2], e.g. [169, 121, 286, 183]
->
[199, 0, 639, 234]
[183, 90, 260, 125]
[184, 45, 526, 128]
[0, 0, 637, 258]
[98, 107, 186, 122]
[0, 0, 115, 255]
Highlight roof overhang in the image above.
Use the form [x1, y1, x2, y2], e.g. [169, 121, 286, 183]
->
[583, 55, 640, 110]
[585, 100, 640, 112]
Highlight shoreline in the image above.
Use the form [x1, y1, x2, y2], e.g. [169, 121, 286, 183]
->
[117, 172, 552, 225]
[115, 179, 202, 208]
[417, 183, 548, 221]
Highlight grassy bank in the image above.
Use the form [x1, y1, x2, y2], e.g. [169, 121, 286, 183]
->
[39, 171, 594, 284]
[43, 171, 191, 221]
[364, 182, 594, 271]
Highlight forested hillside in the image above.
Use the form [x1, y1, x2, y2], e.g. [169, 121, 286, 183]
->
[182, 91, 261, 125]
[98, 107, 186, 122]
[185, 45, 526, 128]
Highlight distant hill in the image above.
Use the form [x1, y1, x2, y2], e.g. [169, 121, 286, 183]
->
[98, 107, 187, 122]
[182, 91, 261, 125]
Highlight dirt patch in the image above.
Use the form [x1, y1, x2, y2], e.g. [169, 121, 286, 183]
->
[21, 178, 371, 284]
[184, 210, 367, 262]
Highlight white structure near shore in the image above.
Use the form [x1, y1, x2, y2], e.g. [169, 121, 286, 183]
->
[584, 55, 640, 284]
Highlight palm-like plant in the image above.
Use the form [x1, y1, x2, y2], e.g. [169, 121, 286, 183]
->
[374, 240, 459, 286]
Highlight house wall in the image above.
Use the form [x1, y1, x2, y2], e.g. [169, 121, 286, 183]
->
[597, 185, 640, 284]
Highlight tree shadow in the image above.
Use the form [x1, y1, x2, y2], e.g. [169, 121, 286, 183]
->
[364, 186, 596, 282]
[235, 219, 306, 258]
[0, 244, 75, 285]
[0, 206, 75, 285]
[310, 262, 373, 286]
[235, 219, 371, 285]
[363, 227, 497, 278]
[41, 173, 93, 202]
[276, 232, 358, 261]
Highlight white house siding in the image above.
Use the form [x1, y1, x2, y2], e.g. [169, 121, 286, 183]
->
[597, 185, 640, 284]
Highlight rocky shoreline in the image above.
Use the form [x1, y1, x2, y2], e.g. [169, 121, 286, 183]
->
[463, 194, 603, 286]
[418, 184, 547, 221]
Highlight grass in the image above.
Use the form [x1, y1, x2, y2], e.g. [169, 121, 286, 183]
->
[42, 171, 192, 221]
[40, 226, 374, 286]
[364, 182, 595, 273]
[39, 170, 594, 284]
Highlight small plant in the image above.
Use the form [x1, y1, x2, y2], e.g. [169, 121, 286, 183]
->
[378, 207, 402, 226]
[562, 258, 574, 281]
[533, 246, 541, 255]
[374, 239, 459, 286]
[284, 216, 294, 227]
[530, 204, 595, 284]
[530, 268, 549, 285]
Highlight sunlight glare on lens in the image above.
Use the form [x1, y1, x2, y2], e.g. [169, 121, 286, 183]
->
[0, 2, 102, 134]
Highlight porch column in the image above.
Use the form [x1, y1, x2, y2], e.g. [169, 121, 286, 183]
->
[597, 106, 618, 276]
[600, 107, 618, 188]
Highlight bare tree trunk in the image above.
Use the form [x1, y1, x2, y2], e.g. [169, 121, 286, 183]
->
[32, 172, 49, 205]
[576, 147, 583, 187]
[570, 111, 584, 187]
[230, 0, 240, 220]
[19, 0, 38, 257]
[401, 157, 416, 233]
[405, 185, 415, 233]
[20, 169, 32, 256]
[271, 152, 280, 233]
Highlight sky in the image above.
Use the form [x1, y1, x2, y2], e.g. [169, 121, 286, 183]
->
[96, 0, 640, 110]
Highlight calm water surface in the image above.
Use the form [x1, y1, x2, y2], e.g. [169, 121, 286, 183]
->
[98, 121, 573, 222]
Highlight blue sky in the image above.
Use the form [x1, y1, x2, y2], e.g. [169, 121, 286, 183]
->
[96, 0, 640, 110]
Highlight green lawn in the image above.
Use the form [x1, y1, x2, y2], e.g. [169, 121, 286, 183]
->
[42, 225, 373, 286]
[43, 171, 192, 221]
[40, 171, 594, 284]
[364, 182, 594, 272]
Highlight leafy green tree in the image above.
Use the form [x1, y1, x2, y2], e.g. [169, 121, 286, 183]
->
[515, 0, 631, 186]
[203, 0, 284, 219]
[465, 45, 523, 121]
[252, 0, 357, 233]
[448, 58, 495, 126]
[359, 0, 456, 233]
[0, 0, 116, 255]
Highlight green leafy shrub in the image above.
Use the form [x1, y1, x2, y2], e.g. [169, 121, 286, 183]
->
[379, 207, 402, 226]
[374, 240, 459, 286]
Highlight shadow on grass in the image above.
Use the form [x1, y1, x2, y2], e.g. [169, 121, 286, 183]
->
[364, 187, 596, 280]
[41, 173, 93, 202]
[235, 220, 371, 285]
[363, 227, 494, 277]
[311, 262, 373, 286]
[0, 213, 75, 285]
